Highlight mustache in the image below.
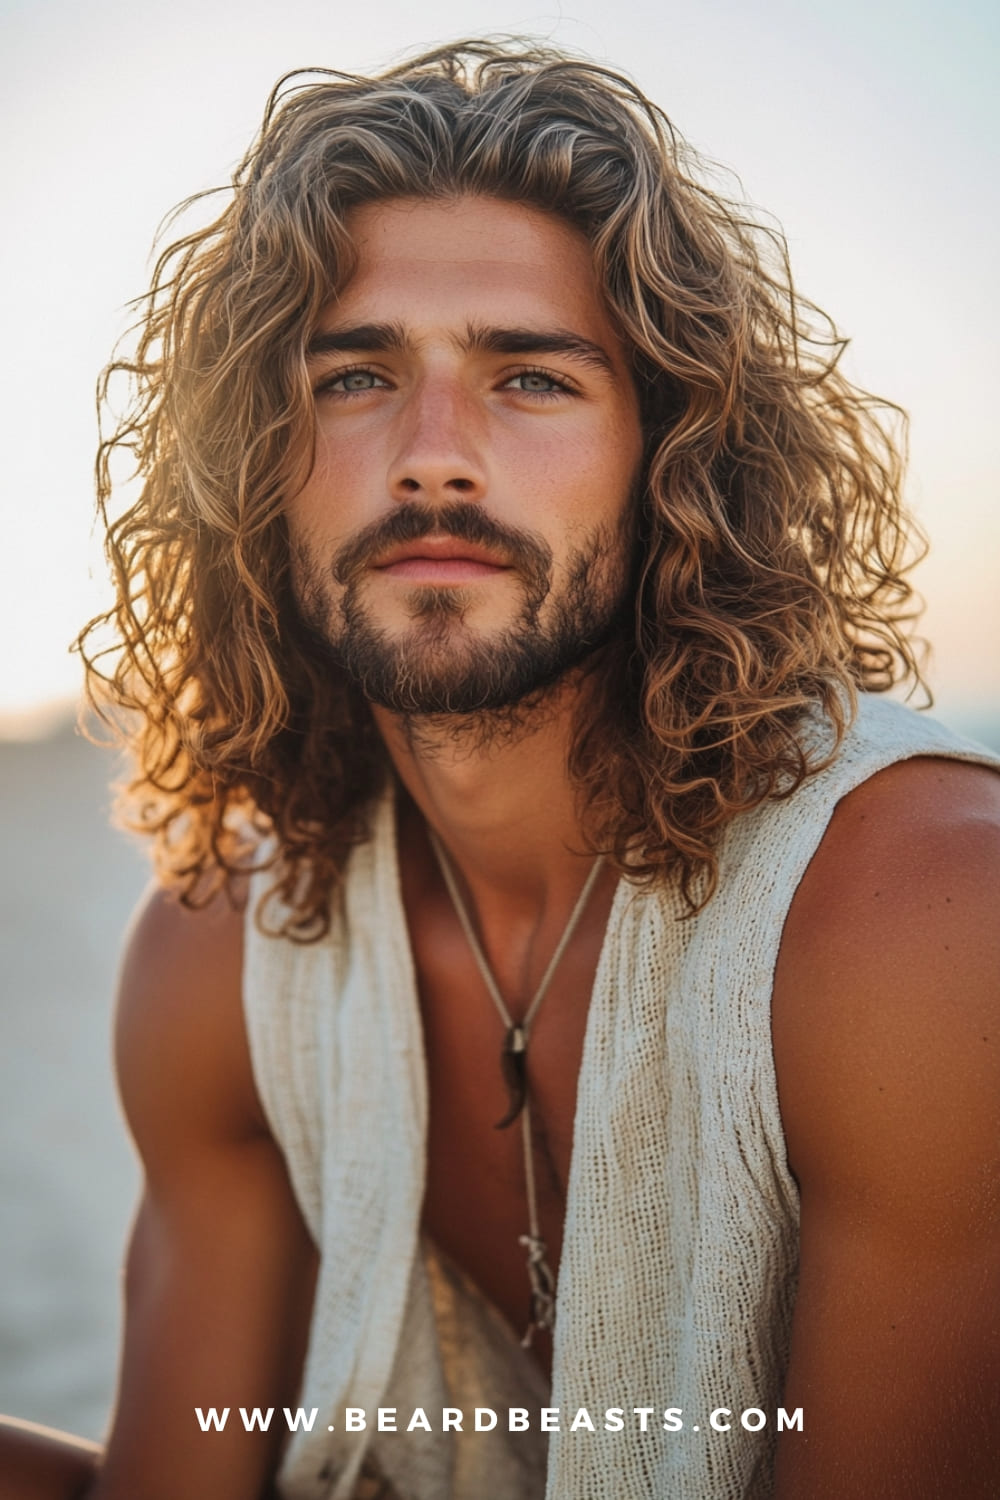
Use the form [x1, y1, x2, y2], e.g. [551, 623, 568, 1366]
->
[331, 502, 553, 593]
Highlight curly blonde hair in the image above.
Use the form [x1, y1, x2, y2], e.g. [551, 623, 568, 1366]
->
[77, 38, 925, 934]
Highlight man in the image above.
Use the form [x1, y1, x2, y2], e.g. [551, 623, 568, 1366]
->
[1, 39, 997, 1500]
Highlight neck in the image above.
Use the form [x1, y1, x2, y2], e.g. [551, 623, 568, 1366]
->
[371, 674, 596, 917]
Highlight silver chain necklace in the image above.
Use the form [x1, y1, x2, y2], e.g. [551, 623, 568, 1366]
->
[426, 827, 604, 1347]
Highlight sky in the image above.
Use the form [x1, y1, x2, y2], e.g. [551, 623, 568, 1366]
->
[1, 0, 997, 736]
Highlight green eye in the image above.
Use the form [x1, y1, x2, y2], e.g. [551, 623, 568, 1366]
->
[508, 369, 569, 394]
[337, 370, 381, 392]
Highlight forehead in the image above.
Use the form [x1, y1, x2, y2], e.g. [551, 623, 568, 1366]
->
[328, 195, 620, 346]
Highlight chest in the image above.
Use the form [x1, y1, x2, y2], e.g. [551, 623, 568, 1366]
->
[400, 856, 616, 1374]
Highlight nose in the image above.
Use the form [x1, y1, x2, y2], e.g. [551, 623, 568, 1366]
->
[387, 375, 487, 505]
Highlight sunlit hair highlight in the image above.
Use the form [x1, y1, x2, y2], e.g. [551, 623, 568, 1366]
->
[77, 38, 926, 934]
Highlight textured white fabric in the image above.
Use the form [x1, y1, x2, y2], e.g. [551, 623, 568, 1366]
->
[243, 697, 998, 1500]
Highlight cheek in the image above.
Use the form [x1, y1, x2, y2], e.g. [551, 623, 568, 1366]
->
[507, 411, 636, 502]
[287, 427, 365, 539]
[543, 420, 641, 534]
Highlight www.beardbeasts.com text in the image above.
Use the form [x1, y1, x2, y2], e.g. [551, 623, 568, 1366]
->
[194, 1405, 804, 1436]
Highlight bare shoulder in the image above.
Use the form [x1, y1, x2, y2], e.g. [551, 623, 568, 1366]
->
[115, 877, 265, 1163]
[96, 879, 318, 1500]
[770, 750, 1000, 1493]
[774, 751, 1000, 1204]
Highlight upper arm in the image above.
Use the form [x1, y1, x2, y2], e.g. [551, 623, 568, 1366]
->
[95, 882, 317, 1500]
[772, 756, 1000, 1498]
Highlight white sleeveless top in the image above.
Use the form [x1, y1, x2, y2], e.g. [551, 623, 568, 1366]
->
[243, 697, 998, 1500]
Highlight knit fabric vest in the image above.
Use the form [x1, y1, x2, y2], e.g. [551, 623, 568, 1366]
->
[243, 696, 998, 1499]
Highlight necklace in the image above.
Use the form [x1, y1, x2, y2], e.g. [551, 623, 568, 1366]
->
[426, 827, 604, 1348]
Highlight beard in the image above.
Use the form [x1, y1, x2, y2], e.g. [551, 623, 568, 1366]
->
[291, 500, 633, 720]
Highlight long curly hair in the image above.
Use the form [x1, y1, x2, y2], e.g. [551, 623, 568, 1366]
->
[77, 38, 926, 934]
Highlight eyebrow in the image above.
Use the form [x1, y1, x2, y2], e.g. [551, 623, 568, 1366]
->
[305, 320, 616, 376]
[306, 321, 408, 358]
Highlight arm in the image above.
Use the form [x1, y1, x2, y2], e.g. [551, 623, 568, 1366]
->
[0, 1421, 98, 1500]
[772, 756, 1000, 1498]
[0, 881, 317, 1500]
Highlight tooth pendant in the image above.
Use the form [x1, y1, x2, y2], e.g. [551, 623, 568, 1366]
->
[495, 1023, 527, 1129]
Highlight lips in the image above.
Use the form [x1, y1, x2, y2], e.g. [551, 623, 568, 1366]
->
[372, 535, 511, 580]
[373, 535, 510, 570]
[331, 501, 551, 592]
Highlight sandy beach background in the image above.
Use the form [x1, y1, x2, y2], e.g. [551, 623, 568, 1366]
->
[2, 700, 998, 1443]
[0, 721, 146, 1438]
